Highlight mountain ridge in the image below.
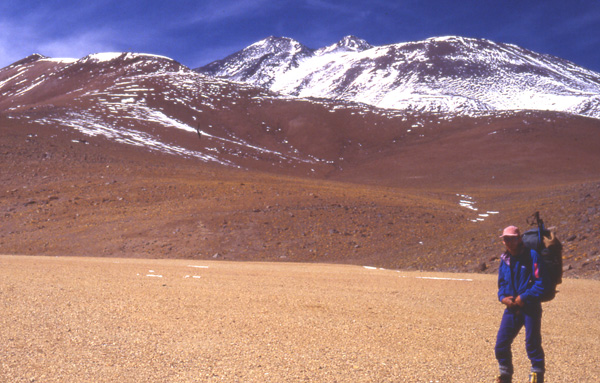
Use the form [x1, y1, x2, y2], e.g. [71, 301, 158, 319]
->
[195, 35, 600, 119]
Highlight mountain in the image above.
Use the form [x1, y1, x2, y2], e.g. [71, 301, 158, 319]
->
[0, 51, 336, 174]
[198, 36, 315, 88]
[3, 47, 600, 185]
[196, 36, 600, 119]
[2, 46, 600, 277]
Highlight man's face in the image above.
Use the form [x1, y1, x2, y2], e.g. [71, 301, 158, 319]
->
[503, 235, 522, 255]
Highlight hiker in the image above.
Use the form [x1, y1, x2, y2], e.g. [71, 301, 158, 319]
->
[494, 225, 549, 383]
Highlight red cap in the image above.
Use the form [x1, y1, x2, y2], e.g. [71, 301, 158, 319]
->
[500, 225, 521, 238]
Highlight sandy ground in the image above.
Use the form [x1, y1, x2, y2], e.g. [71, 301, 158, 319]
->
[1, 255, 598, 382]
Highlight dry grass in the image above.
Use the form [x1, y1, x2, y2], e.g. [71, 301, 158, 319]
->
[1, 255, 599, 382]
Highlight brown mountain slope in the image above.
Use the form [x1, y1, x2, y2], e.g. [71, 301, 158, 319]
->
[1, 112, 599, 278]
[2, 54, 599, 277]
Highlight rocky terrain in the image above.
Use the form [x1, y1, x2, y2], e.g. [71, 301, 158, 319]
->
[1, 109, 599, 279]
[1, 255, 599, 382]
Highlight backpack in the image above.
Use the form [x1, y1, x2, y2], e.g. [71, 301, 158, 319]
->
[522, 212, 563, 302]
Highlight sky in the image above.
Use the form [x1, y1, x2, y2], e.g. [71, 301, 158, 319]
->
[1, 0, 600, 73]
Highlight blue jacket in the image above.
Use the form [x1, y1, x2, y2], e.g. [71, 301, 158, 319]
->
[497, 247, 549, 305]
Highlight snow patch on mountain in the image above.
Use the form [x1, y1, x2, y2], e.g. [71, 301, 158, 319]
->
[40, 57, 78, 64]
[81, 52, 174, 64]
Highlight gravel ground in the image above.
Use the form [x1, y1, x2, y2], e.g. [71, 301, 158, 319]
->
[1, 255, 599, 382]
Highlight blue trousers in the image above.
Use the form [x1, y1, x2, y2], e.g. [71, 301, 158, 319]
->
[495, 305, 545, 375]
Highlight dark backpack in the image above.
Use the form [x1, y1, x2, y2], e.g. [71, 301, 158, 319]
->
[522, 215, 563, 302]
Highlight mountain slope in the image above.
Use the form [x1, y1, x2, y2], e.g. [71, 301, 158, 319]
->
[196, 36, 600, 119]
[1, 50, 600, 277]
[0, 52, 340, 174]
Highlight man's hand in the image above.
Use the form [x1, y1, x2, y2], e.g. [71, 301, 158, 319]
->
[501, 296, 525, 313]
[514, 295, 525, 308]
[501, 296, 515, 308]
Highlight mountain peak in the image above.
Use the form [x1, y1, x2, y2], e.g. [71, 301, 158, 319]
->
[7, 53, 48, 67]
[196, 36, 314, 87]
[316, 35, 372, 55]
[248, 36, 311, 55]
[338, 35, 371, 50]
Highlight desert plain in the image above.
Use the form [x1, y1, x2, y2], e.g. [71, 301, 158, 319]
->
[2, 255, 599, 383]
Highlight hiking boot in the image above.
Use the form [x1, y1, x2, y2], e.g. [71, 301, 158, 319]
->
[529, 372, 544, 383]
[495, 375, 512, 383]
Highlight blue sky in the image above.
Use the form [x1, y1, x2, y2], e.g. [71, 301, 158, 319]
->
[1, 0, 600, 72]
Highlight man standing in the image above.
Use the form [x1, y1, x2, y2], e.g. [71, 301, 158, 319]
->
[495, 226, 549, 383]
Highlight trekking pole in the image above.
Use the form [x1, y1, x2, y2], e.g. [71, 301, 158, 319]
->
[534, 211, 545, 246]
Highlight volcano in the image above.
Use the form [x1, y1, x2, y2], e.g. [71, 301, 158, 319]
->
[1, 38, 599, 278]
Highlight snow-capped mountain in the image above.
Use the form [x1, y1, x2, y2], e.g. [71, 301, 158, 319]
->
[199, 37, 315, 88]
[6, 51, 443, 176]
[2, 46, 600, 188]
[196, 36, 600, 119]
[0, 51, 335, 172]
